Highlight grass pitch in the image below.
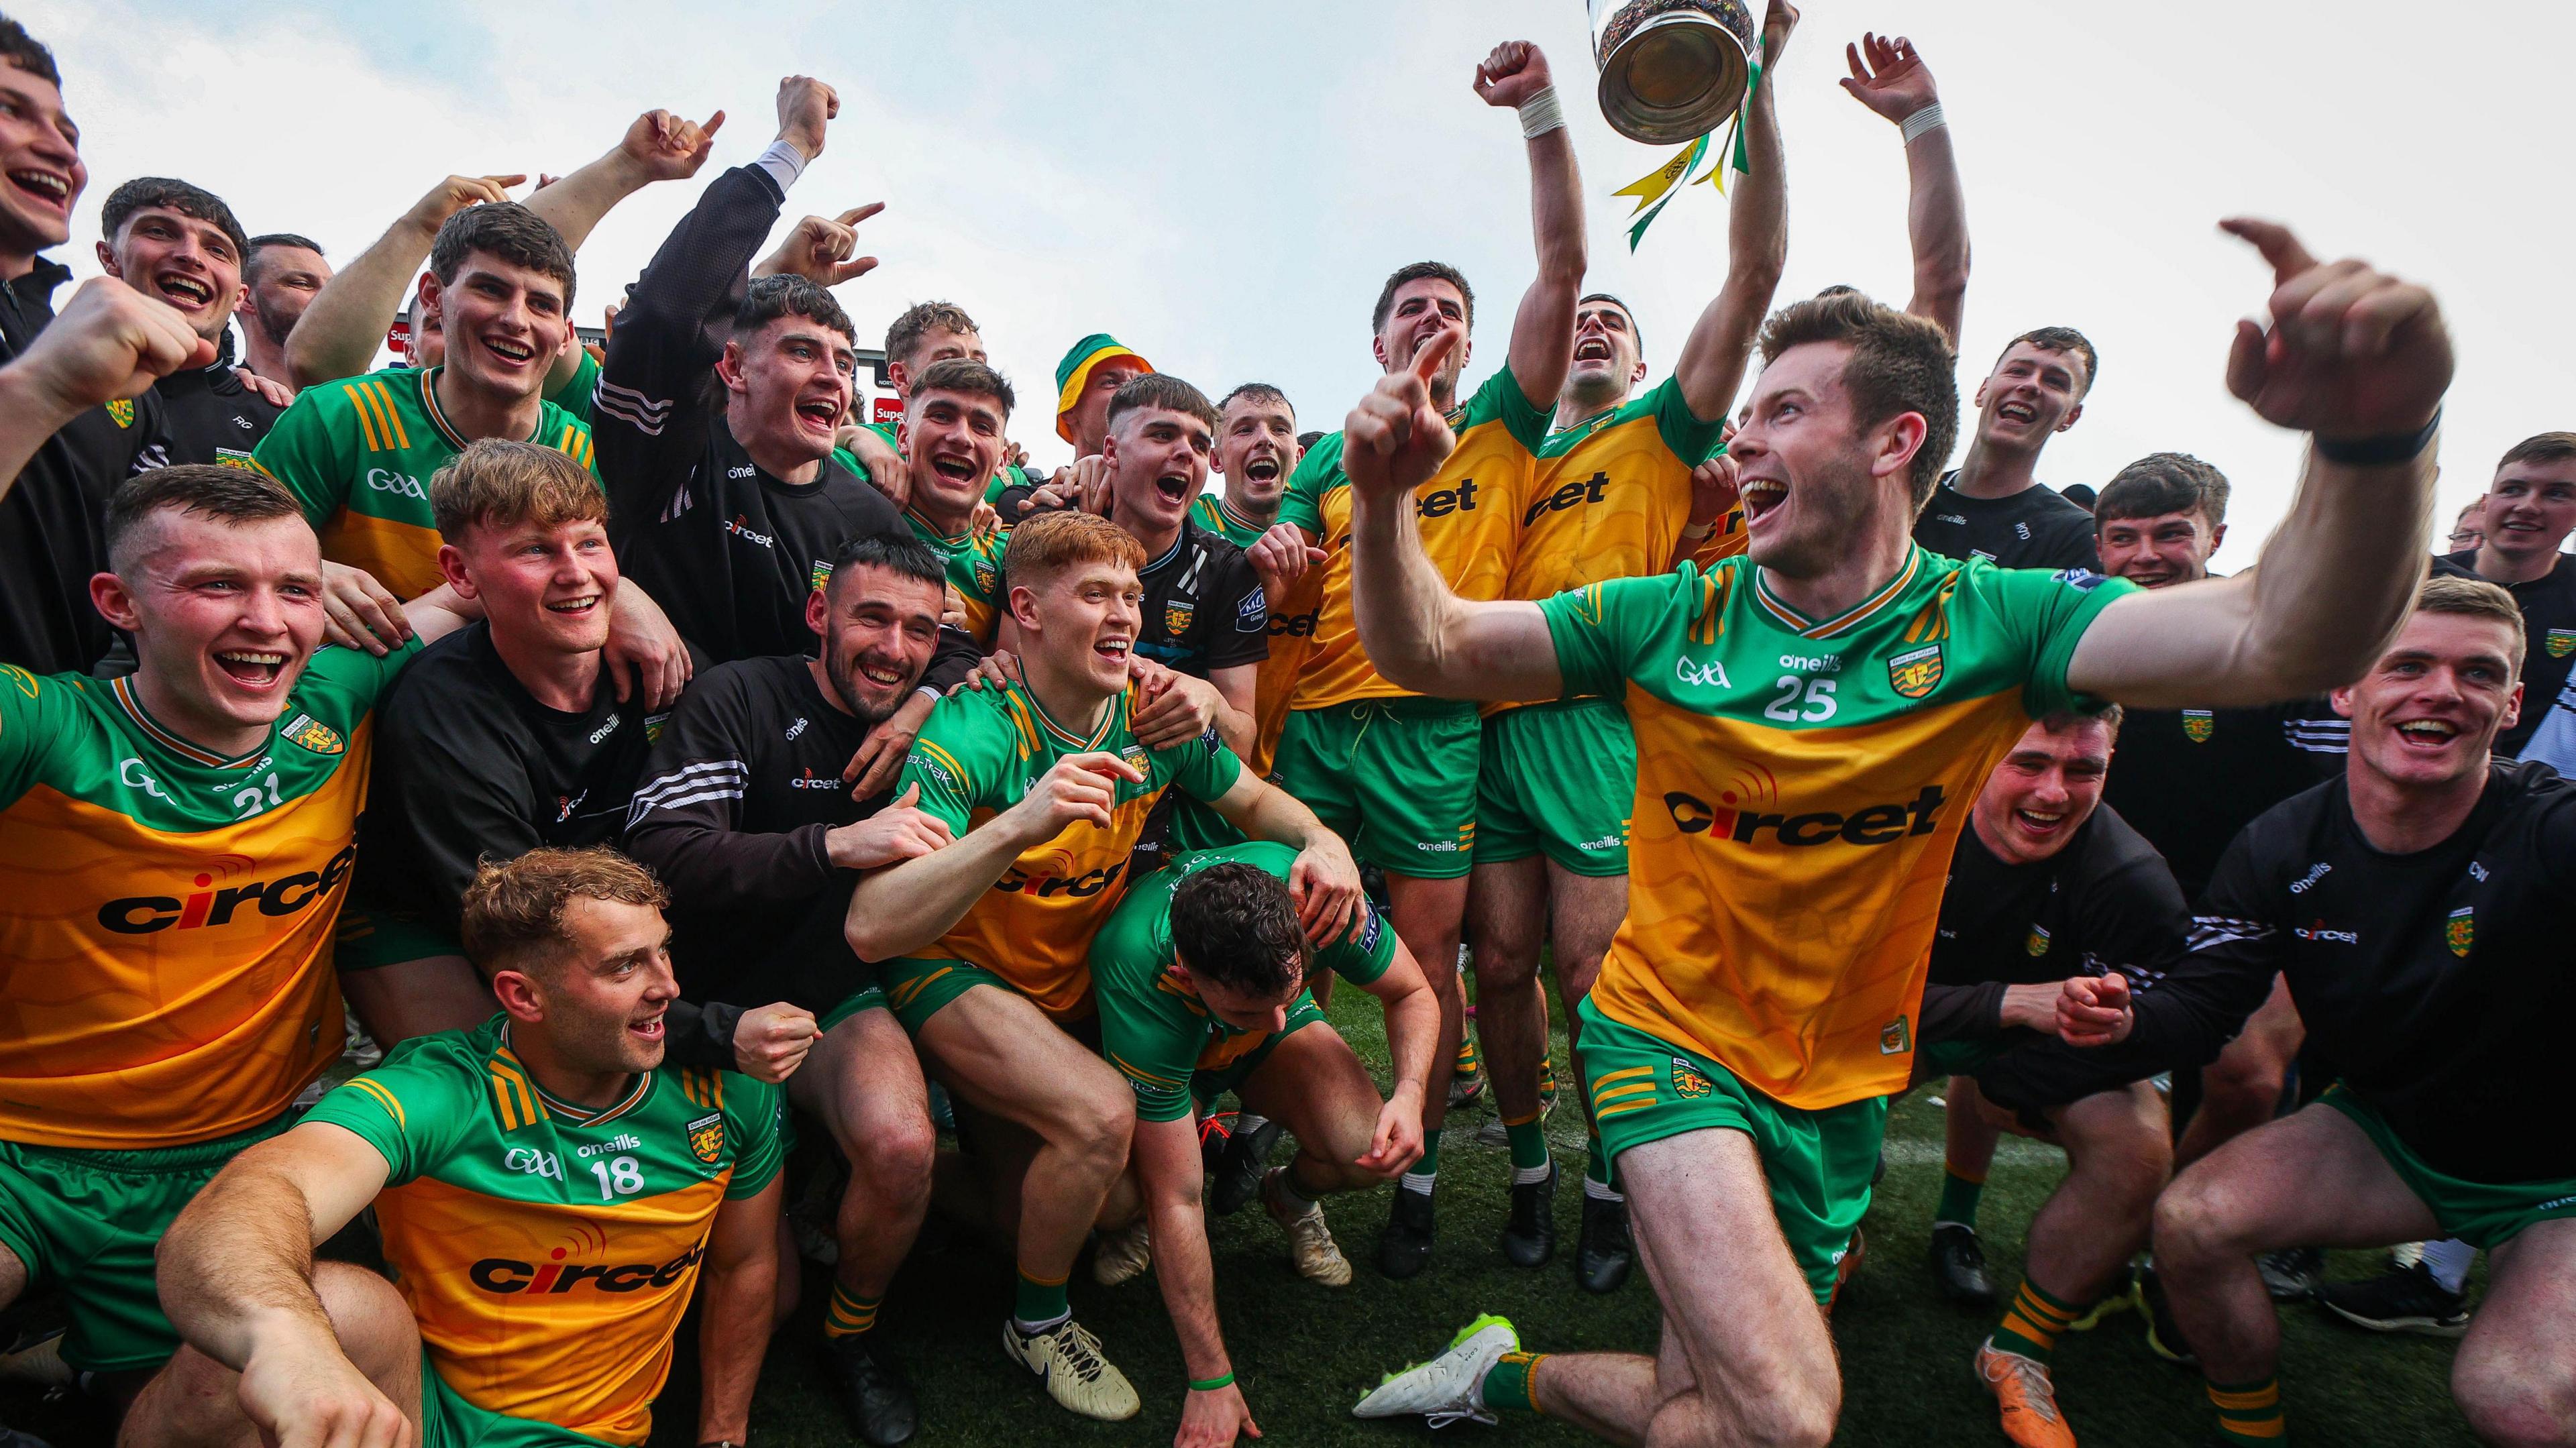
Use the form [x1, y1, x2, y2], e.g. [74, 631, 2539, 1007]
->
[2, 986, 2479, 1446]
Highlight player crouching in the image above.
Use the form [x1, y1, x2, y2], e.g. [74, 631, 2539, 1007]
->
[125, 848, 786, 1448]
[1094, 845, 1439, 1441]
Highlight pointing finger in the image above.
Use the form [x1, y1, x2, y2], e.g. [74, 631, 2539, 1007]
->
[699, 110, 727, 140]
[836, 202, 885, 226]
[1409, 325, 1462, 386]
[2218, 217, 2320, 282]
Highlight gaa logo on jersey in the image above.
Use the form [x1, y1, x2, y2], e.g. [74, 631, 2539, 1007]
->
[2025, 923, 2051, 957]
[2548, 628, 2576, 659]
[1886, 643, 1943, 700]
[686, 1111, 725, 1166]
[1164, 600, 1195, 636]
[1670, 1056, 1714, 1099]
[280, 713, 345, 756]
[2445, 905, 2474, 958]
[2182, 709, 2215, 743]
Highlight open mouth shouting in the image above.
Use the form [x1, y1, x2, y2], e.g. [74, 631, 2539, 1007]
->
[1152, 472, 1193, 508]
[213, 647, 290, 692]
[2008, 805, 2068, 840]
[1241, 450, 1283, 487]
[1992, 398, 2039, 429]
[5, 165, 70, 219]
[2392, 716, 2463, 753]
[794, 393, 843, 437]
[927, 450, 979, 491]
[1738, 475, 1788, 531]
[1574, 335, 1615, 366]
[153, 270, 218, 316]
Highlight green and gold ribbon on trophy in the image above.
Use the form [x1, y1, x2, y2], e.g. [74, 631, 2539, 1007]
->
[1587, 0, 1761, 249]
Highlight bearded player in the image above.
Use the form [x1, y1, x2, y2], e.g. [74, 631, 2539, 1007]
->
[1345, 217, 2451, 1446]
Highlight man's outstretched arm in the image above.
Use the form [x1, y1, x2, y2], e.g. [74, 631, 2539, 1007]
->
[1674, 0, 1798, 423]
[1843, 34, 1968, 345]
[0, 277, 209, 499]
[2068, 221, 2450, 707]
[1476, 41, 1587, 410]
[284, 172, 521, 389]
[1344, 331, 1566, 702]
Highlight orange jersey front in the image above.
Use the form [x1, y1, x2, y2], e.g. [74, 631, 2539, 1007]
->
[1279, 367, 1550, 708]
[0, 648, 411, 1148]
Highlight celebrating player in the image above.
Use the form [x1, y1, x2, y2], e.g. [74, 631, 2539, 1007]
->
[1346, 211, 2451, 1443]
[92, 176, 285, 463]
[1095, 846, 1439, 1447]
[1468, 0, 1792, 1290]
[125, 848, 787, 1448]
[841, 510, 1362, 1422]
[236, 233, 329, 390]
[2142, 577, 2576, 1447]
[1200, 382, 1313, 781]
[892, 357, 1014, 647]
[1272, 37, 1585, 1277]
[0, 464, 462, 1398]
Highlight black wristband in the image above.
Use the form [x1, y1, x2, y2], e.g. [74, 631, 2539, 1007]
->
[2314, 408, 2439, 467]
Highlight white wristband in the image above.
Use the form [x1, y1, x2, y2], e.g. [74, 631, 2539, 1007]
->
[1899, 103, 1946, 145]
[754, 137, 810, 194]
[1518, 85, 1566, 140]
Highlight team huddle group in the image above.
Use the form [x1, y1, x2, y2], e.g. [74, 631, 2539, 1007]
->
[0, 4, 2567, 1447]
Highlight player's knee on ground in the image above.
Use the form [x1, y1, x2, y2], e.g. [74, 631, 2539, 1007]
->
[2454, 1349, 2576, 1448]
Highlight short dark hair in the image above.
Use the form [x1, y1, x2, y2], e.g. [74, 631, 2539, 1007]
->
[1756, 292, 1960, 510]
[0, 15, 59, 86]
[460, 846, 667, 981]
[2497, 431, 2576, 473]
[2037, 705, 2124, 742]
[1218, 382, 1292, 417]
[105, 465, 303, 573]
[243, 233, 325, 287]
[910, 356, 1014, 416]
[1994, 325, 2100, 397]
[733, 275, 852, 347]
[883, 300, 979, 370]
[1578, 291, 1644, 359]
[101, 178, 250, 262]
[1168, 862, 1308, 999]
[1296, 430, 1324, 452]
[1371, 261, 1474, 335]
[429, 203, 577, 309]
[1106, 373, 1218, 433]
[2094, 452, 2230, 531]
[825, 530, 947, 596]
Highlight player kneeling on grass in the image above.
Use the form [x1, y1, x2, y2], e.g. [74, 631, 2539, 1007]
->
[841, 511, 1363, 1424]
[125, 848, 787, 1448]
[1095, 844, 1439, 1447]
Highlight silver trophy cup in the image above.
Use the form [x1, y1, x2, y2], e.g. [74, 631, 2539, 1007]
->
[1588, 0, 1758, 145]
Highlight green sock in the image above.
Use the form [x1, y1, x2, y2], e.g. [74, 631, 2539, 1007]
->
[823, 1282, 881, 1339]
[1503, 1115, 1549, 1173]
[1410, 1132, 1440, 1181]
[2208, 1377, 2283, 1444]
[1992, 1279, 2079, 1366]
[1935, 1165, 1988, 1227]
[1584, 1129, 1616, 1192]
[1012, 1268, 1069, 1331]
[1479, 1351, 1548, 1416]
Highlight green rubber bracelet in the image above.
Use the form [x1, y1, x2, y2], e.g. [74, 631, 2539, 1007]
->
[1189, 1372, 1236, 1392]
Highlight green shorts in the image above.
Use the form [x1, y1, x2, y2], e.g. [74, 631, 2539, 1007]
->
[1919, 1036, 2008, 1080]
[0, 1114, 295, 1372]
[334, 904, 462, 972]
[421, 1353, 600, 1448]
[1578, 997, 1887, 1304]
[1271, 698, 1480, 878]
[2322, 1087, 2576, 1251]
[1474, 699, 1635, 875]
[815, 983, 892, 1035]
[1188, 990, 1329, 1109]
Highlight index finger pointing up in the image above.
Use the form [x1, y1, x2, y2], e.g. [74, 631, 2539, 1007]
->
[2219, 217, 2320, 282]
[836, 202, 885, 227]
[1410, 325, 1461, 385]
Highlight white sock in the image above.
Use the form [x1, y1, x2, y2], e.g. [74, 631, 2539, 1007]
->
[1399, 1170, 1437, 1195]
[2420, 1236, 2474, 1294]
[1582, 1174, 1624, 1203]
[1512, 1162, 1552, 1186]
[1013, 1310, 1070, 1337]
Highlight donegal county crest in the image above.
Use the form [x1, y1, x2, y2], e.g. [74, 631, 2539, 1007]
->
[2024, 923, 2051, 957]
[1878, 1015, 1913, 1055]
[1670, 1056, 1713, 1099]
[2445, 906, 2474, 958]
[809, 559, 833, 594]
[686, 1110, 725, 1166]
[974, 559, 1000, 596]
[107, 398, 136, 429]
[280, 712, 345, 756]
[2548, 628, 2576, 660]
[1163, 600, 1195, 636]
[1886, 644, 1943, 700]
[2182, 708, 2214, 743]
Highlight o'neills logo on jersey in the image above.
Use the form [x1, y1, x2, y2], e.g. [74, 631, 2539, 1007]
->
[1663, 785, 1946, 848]
[97, 846, 355, 934]
[470, 1242, 705, 1296]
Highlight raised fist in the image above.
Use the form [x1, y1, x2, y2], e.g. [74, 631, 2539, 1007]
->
[1473, 40, 1553, 109]
[776, 75, 840, 162]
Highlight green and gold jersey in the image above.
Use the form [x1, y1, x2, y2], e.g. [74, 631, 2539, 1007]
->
[250, 366, 599, 601]
[845, 423, 1026, 506]
[0, 645, 415, 1148]
[1538, 549, 2135, 1109]
[1496, 377, 1735, 714]
[305, 1017, 782, 1448]
[1093, 842, 1395, 1121]
[1191, 492, 1311, 776]
[897, 678, 1244, 1016]
[1280, 368, 1549, 708]
[904, 508, 1006, 649]
[546, 348, 602, 427]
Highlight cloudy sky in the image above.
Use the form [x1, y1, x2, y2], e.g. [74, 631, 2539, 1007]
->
[34, 1, 2573, 566]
